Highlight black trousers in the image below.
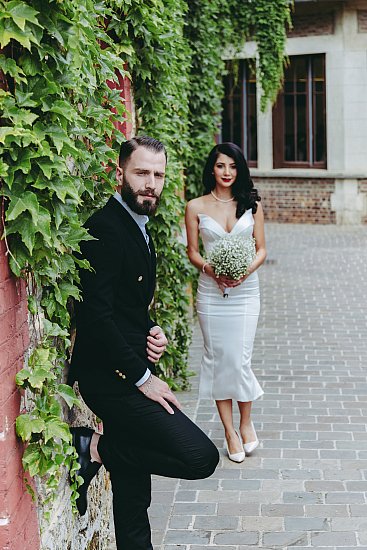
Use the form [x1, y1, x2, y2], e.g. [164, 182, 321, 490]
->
[80, 388, 219, 550]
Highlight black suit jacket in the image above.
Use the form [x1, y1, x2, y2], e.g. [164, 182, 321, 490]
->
[70, 197, 157, 395]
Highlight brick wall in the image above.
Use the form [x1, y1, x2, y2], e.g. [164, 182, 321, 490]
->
[288, 12, 335, 38]
[108, 68, 134, 139]
[358, 10, 367, 32]
[254, 177, 337, 224]
[0, 224, 40, 550]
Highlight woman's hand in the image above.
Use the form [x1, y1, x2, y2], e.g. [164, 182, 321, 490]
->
[215, 273, 249, 292]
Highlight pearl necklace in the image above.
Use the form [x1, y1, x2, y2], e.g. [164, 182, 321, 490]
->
[210, 190, 235, 203]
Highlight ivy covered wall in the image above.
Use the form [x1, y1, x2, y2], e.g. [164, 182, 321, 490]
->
[0, 0, 291, 534]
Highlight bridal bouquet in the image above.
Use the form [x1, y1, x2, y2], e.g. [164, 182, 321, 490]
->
[207, 235, 256, 297]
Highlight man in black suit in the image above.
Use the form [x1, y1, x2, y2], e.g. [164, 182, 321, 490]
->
[69, 136, 219, 549]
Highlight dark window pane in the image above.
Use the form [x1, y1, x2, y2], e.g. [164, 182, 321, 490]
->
[222, 69, 242, 147]
[314, 94, 326, 162]
[232, 90, 242, 147]
[248, 81, 256, 94]
[285, 81, 294, 93]
[312, 56, 324, 80]
[221, 61, 258, 163]
[296, 80, 306, 93]
[315, 80, 324, 93]
[284, 95, 295, 161]
[296, 94, 307, 161]
[248, 95, 257, 161]
[294, 56, 308, 81]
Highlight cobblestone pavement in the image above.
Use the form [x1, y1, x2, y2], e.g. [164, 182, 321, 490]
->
[109, 223, 367, 550]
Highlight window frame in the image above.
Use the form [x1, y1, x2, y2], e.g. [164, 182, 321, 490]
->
[273, 53, 327, 169]
[221, 60, 258, 167]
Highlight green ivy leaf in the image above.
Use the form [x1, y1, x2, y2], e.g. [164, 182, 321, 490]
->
[6, 1, 41, 31]
[43, 418, 70, 443]
[6, 191, 39, 224]
[0, 54, 27, 83]
[43, 318, 69, 338]
[56, 384, 80, 409]
[22, 443, 41, 476]
[28, 367, 52, 389]
[27, 294, 37, 315]
[16, 414, 45, 442]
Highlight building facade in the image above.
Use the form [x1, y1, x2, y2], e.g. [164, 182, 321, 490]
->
[222, 0, 367, 224]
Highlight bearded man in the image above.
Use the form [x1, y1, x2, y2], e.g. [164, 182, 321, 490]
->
[69, 136, 219, 550]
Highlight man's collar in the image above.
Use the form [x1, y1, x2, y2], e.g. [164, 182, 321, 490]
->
[113, 191, 149, 227]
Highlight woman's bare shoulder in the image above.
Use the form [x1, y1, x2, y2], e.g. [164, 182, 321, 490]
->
[186, 195, 209, 213]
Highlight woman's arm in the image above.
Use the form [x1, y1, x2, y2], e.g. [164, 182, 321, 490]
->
[246, 201, 267, 275]
[185, 200, 216, 279]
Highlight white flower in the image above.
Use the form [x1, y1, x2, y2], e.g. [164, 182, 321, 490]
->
[208, 235, 256, 280]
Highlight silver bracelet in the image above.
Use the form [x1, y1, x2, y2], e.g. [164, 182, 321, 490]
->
[142, 374, 153, 396]
[202, 262, 208, 273]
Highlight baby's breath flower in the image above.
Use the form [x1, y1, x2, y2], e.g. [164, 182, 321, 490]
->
[208, 235, 256, 280]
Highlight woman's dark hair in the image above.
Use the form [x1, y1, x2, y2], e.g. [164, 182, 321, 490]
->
[202, 142, 260, 217]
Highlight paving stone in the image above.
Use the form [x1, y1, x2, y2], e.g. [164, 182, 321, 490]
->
[172, 503, 216, 515]
[311, 531, 358, 546]
[174, 490, 197, 502]
[242, 516, 284, 531]
[213, 531, 259, 545]
[284, 517, 330, 531]
[193, 515, 239, 530]
[330, 517, 367, 531]
[164, 529, 211, 544]
[261, 504, 305, 517]
[304, 504, 349, 517]
[325, 492, 365, 504]
[168, 515, 192, 529]
[283, 491, 323, 505]
[262, 530, 308, 546]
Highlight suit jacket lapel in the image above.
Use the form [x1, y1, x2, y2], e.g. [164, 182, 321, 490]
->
[146, 227, 156, 299]
[108, 197, 152, 272]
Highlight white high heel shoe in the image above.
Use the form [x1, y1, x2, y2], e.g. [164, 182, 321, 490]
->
[225, 431, 246, 463]
[243, 422, 259, 454]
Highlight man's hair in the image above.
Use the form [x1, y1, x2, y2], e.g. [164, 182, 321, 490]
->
[118, 136, 167, 168]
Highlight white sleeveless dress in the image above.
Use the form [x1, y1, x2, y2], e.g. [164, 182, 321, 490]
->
[197, 209, 264, 402]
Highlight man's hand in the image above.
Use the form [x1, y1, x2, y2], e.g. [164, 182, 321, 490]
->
[147, 325, 167, 363]
[138, 374, 181, 414]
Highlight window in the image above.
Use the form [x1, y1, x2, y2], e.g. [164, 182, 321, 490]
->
[273, 54, 326, 168]
[221, 61, 258, 166]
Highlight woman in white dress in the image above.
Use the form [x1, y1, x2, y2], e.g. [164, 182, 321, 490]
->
[185, 142, 266, 463]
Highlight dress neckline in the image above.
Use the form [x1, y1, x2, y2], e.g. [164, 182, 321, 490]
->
[198, 210, 250, 234]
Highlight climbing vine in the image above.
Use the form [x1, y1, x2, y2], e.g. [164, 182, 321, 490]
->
[0, 0, 291, 514]
[108, 0, 193, 388]
[0, 0, 126, 511]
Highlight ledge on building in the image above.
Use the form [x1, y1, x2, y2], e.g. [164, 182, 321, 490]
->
[250, 169, 366, 180]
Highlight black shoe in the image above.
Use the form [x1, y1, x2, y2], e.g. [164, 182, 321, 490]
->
[70, 426, 102, 515]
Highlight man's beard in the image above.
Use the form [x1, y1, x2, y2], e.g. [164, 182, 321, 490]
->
[120, 176, 160, 216]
